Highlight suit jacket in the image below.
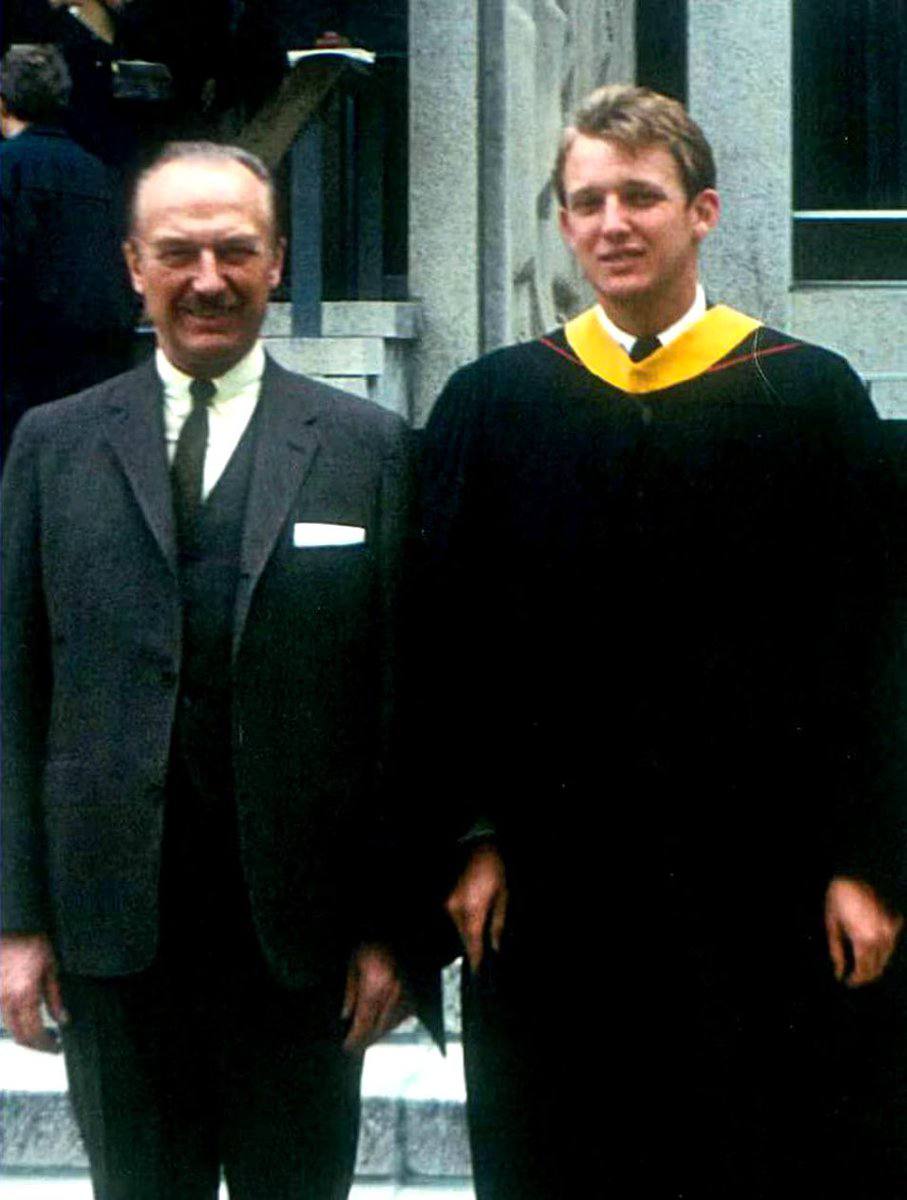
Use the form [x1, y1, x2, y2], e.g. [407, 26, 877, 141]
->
[1, 355, 437, 1030]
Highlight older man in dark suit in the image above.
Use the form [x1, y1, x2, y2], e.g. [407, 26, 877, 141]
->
[1, 141, 429, 1199]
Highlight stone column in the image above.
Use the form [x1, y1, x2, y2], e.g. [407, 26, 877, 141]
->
[488, 0, 635, 347]
[478, 0, 512, 354]
[687, 0, 793, 328]
[408, 0, 481, 425]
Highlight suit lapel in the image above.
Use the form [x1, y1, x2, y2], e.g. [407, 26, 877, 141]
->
[101, 361, 177, 574]
[233, 359, 321, 660]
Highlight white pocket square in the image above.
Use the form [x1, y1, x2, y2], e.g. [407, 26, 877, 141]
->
[293, 522, 366, 547]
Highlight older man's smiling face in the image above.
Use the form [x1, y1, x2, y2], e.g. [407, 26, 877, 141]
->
[124, 158, 284, 378]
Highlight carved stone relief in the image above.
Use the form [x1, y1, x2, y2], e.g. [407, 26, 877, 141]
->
[496, 0, 634, 342]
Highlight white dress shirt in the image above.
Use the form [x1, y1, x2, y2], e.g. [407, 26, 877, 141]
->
[157, 343, 265, 500]
[596, 283, 707, 353]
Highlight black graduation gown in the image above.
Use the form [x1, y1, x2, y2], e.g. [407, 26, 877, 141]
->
[420, 306, 904, 1198]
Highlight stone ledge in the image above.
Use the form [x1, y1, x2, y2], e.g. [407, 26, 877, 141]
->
[1, 1095, 85, 1171]
[0, 1042, 470, 1178]
[263, 336, 385, 376]
[404, 1101, 471, 1178]
[865, 377, 907, 420]
[263, 303, 422, 340]
[0, 1094, 471, 1178]
[322, 303, 423, 341]
[0, 1179, 475, 1199]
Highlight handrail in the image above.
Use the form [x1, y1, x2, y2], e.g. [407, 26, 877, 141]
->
[237, 51, 374, 171]
[235, 53, 381, 336]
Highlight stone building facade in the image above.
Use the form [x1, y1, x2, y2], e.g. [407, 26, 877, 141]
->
[408, 0, 906, 423]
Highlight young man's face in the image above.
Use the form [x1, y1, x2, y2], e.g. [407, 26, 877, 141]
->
[124, 158, 285, 378]
[558, 134, 719, 328]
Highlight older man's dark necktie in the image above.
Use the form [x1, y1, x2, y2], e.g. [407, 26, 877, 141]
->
[628, 334, 662, 362]
[171, 378, 216, 550]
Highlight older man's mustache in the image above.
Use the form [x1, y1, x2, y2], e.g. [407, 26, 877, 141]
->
[181, 298, 242, 315]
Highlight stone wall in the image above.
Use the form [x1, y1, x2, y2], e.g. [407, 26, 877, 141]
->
[408, 0, 483, 425]
[410, 0, 904, 422]
[688, 0, 793, 331]
[493, 0, 635, 347]
[688, 0, 906, 414]
[409, 0, 634, 424]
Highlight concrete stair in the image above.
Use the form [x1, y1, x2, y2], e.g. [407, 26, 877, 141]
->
[261, 301, 422, 420]
[0, 1038, 472, 1193]
[0, 965, 471, 1195]
[0, 1182, 474, 1199]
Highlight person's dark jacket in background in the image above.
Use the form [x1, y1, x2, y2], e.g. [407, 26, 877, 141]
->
[0, 122, 137, 461]
[1, 2, 133, 164]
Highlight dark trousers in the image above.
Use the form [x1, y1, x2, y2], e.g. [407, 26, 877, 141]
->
[61, 959, 361, 1200]
[462, 902, 907, 1200]
[59, 766, 362, 1200]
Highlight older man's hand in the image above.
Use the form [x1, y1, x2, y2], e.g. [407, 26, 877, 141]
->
[0, 933, 68, 1053]
[341, 943, 410, 1053]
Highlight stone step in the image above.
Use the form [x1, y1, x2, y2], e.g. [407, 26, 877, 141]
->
[261, 336, 410, 417]
[260, 301, 422, 417]
[0, 1039, 471, 1183]
[262, 335, 385, 378]
[0, 1180, 475, 1199]
[863, 373, 907, 420]
[263, 302, 422, 341]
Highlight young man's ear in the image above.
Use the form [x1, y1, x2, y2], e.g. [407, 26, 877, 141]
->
[690, 189, 720, 242]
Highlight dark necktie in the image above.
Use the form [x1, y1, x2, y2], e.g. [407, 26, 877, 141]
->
[628, 334, 662, 362]
[171, 378, 216, 549]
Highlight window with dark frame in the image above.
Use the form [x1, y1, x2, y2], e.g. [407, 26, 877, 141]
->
[635, 0, 687, 107]
[792, 0, 907, 282]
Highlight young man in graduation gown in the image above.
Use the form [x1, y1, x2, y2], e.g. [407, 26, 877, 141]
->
[420, 85, 905, 1198]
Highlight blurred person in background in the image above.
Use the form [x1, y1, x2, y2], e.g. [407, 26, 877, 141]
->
[0, 42, 136, 464]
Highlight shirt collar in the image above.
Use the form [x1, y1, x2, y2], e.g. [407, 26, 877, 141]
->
[595, 283, 707, 353]
[156, 342, 266, 411]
